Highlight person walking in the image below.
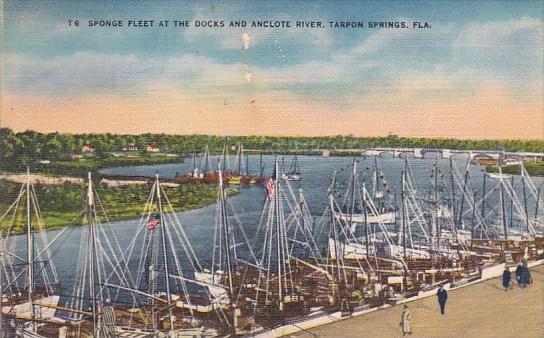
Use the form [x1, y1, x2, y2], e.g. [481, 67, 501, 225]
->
[400, 304, 412, 336]
[521, 263, 532, 287]
[515, 263, 523, 287]
[437, 286, 448, 315]
[502, 267, 512, 291]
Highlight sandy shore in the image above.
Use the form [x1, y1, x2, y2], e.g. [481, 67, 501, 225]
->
[0, 173, 84, 185]
[289, 265, 544, 338]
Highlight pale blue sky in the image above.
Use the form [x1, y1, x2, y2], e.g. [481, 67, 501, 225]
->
[1, 1, 543, 138]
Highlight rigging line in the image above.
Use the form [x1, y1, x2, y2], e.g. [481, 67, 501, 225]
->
[92, 230, 136, 307]
[29, 188, 58, 286]
[102, 283, 167, 303]
[1, 248, 27, 264]
[252, 198, 271, 315]
[93, 185, 133, 278]
[361, 188, 408, 269]
[282, 181, 320, 259]
[264, 196, 275, 308]
[160, 184, 202, 271]
[0, 268, 26, 291]
[331, 198, 372, 273]
[34, 226, 68, 264]
[405, 188, 430, 241]
[234, 263, 250, 306]
[4, 184, 25, 243]
[162, 202, 200, 273]
[93, 212, 138, 296]
[162, 212, 197, 318]
[502, 177, 537, 235]
[279, 186, 296, 295]
[0, 185, 25, 222]
[356, 184, 375, 272]
[135, 223, 154, 291]
[132, 183, 157, 290]
[212, 182, 220, 279]
[72, 215, 90, 318]
[226, 198, 260, 265]
[255, 196, 274, 260]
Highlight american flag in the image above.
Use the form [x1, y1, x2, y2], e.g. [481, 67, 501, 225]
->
[147, 214, 160, 230]
[266, 178, 275, 199]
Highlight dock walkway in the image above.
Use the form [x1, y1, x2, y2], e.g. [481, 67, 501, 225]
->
[289, 265, 544, 338]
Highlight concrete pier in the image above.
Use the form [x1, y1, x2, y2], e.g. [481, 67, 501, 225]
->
[289, 265, 543, 338]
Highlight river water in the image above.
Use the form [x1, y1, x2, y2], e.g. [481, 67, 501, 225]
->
[4, 155, 543, 306]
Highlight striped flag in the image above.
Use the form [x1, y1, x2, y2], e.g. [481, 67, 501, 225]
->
[147, 214, 160, 230]
[266, 178, 275, 198]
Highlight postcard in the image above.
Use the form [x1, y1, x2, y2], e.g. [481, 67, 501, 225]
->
[1, 1, 543, 337]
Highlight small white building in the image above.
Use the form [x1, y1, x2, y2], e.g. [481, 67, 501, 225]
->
[123, 143, 138, 151]
[82, 143, 95, 154]
[146, 143, 160, 153]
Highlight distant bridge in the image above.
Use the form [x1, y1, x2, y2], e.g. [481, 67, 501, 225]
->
[324, 147, 544, 162]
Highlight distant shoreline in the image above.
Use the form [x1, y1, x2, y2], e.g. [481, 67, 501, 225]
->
[0, 172, 237, 236]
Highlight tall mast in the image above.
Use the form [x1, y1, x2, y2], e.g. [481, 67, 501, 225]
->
[457, 162, 470, 229]
[328, 194, 341, 290]
[218, 168, 236, 333]
[259, 153, 264, 177]
[471, 191, 477, 245]
[449, 158, 457, 230]
[509, 176, 514, 229]
[222, 144, 227, 172]
[204, 145, 209, 174]
[26, 168, 36, 332]
[274, 160, 284, 311]
[498, 168, 508, 240]
[0, 230, 3, 338]
[246, 153, 249, 176]
[362, 183, 370, 257]
[480, 172, 487, 239]
[155, 174, 174, 331]
[372, 156, 378, 201]
[401, 169, 407, 259]
[328, 183, 348, 312]
[192, 150, 196, 174]
[535, 187, 541, 221]
[237, 142, 242, 175]
[521, 173, 530, 233]
[349, 158, 356, 231]
[433, 159, 439, 253]
[87, 172, 98, 337]
[297, 189, 308, 258]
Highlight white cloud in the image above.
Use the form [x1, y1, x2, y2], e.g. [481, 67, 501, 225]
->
[451, 17, 543, 81]
[3, 16, 542, 117]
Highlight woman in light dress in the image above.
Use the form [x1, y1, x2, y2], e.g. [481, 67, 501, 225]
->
[400, 304, 412, 336]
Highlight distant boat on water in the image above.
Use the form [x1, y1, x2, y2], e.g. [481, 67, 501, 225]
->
[281, 155, 302, 181]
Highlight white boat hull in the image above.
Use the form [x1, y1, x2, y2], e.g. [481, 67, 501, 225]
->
[386, 244, 431, 259]
[328, 238, 375, 259]
[486, 172, 512, 180]
[336, 211, 396, 224]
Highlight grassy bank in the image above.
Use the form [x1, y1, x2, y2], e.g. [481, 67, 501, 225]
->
[486, 162, 544, 176]
[0, 180, 237, 235]
[2, 154, 183, 178]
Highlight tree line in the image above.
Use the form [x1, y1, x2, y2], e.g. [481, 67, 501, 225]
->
[1, 128, 543, 167]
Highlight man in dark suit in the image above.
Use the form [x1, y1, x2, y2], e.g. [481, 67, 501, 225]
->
[437, 286, 448, 315]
